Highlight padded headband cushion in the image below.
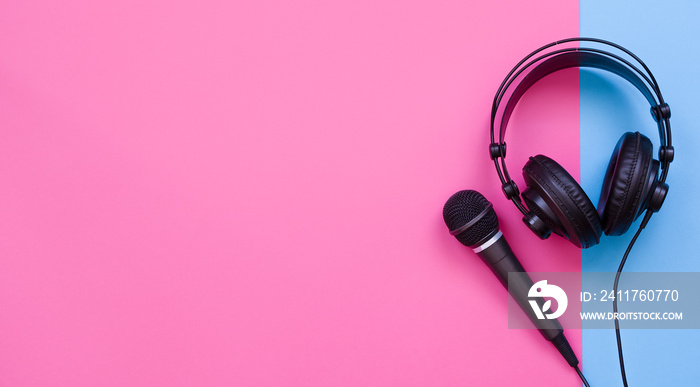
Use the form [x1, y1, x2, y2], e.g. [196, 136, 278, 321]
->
[523, 155, 602, 248]
[597, 132, 653, 236]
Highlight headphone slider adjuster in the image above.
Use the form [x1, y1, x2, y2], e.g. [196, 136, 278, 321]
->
[659, 145, 674, 163]
[489, 142, 506, 159]
[501, 180, 519, 200]
[650, 103, 671, 122]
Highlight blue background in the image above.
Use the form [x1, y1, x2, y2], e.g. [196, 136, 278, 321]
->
[581, 1, 700, 385]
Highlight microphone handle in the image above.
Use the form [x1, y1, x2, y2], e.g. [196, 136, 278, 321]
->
[476, 232, 580, 367]
[476, 233, 563, 341]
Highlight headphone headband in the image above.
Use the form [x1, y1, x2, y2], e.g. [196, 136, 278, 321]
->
[489, 38, 673, 216]
[500, 51, 658, 137]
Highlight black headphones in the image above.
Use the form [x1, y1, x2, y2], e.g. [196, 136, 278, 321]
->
[489, 38, 674, 248]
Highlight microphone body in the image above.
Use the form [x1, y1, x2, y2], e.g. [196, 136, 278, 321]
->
[473, 230, 563, 342]
[443, 190, 578, 367]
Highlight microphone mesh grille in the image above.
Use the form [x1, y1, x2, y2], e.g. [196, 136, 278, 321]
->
[443, 190, 499, 247]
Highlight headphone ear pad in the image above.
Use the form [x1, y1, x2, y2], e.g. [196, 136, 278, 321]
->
[598, 132, 655, 236]
[522, 155, 602, 248]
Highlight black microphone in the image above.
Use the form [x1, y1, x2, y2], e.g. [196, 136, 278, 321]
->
[442, 190, 579, 368]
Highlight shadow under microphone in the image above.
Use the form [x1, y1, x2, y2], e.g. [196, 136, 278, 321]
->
[442, 190, 579, 369]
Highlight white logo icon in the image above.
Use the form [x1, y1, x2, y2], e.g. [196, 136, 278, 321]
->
[528, 280, 568, 320]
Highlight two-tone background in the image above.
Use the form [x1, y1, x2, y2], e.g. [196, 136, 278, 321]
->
[2, 1, 699, 385]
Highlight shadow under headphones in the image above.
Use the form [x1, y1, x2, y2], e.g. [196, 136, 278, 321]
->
[490, 37, 674, 248]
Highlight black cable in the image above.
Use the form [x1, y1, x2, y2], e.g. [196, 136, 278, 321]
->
[575, 365, 591, 387]
[612, 211, 652, 387]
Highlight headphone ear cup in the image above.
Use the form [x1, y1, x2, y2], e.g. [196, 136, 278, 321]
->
[522, 155, 602, 248]
[598, 132, 656, 236]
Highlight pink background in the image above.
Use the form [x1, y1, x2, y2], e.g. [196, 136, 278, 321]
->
[1, 1, 581, 385]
